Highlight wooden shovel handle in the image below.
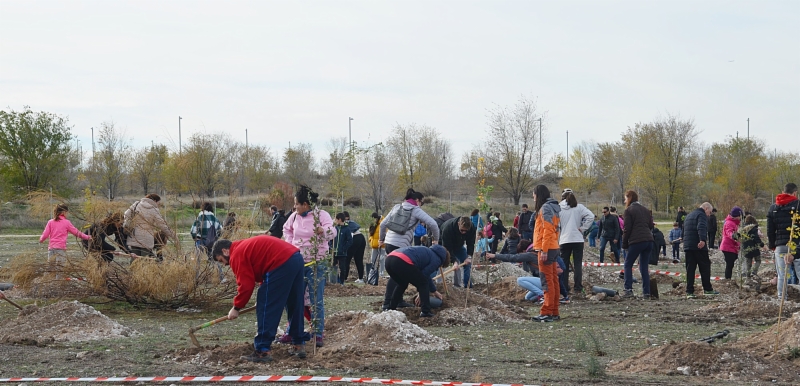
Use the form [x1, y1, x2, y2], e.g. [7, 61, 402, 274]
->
[189, 305, 256, 333]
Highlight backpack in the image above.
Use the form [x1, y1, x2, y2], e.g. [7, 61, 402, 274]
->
[122, 201, 141, 236]
[385, 204, 415, 234]
[195, 213, 218, 252]
[484, 222, 493, 238]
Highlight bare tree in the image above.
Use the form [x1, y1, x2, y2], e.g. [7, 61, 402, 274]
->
[387, 124, 453, 197]
[88, 121, 130, 200]
[282, 143, 315, 187]
[130, 144, 168, 195]
[178, 132, 229, 198]
[361, 143, 396, 213]
[480, 97, 544, 205]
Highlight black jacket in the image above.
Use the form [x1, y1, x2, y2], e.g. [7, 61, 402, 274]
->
[740, 224, 765, 259]
[682, 208, 708, 251]
[708, 214, 718, 238]
[268, 212, 286, 238]
[440, 217, 476, 257]
[621, 202, 654, 249]
[766, 195, 799, 249]
[491, 219, 507, 241]
[676, 210, 688, 228]
[598, 213, 621, 240]
[518, 211, 534, 233]
[500, 236, 521, 254]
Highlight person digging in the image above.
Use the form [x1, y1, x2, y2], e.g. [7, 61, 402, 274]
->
[212, 235, 308, 363]
[381, 245, 449, 317]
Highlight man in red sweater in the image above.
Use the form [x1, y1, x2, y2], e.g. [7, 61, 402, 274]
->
[212, 235, 307, 363]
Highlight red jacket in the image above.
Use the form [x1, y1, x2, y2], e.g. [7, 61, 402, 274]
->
[229, 235, 299, 309]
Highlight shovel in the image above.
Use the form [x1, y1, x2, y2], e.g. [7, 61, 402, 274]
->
[188, 305, 256, 348]
[1, 292, 24, 310]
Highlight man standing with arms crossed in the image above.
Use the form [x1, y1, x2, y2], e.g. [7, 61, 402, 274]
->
[683, 202, 718, 298]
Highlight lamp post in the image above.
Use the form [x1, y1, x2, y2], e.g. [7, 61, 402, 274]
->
[91, 127, 95, 157]
[747, 118, 749, 139]
[178, 116, 182, 155]
[348, 117, 354, 154]
[566, 130, 569, 174]
[538, 117, 543, 173]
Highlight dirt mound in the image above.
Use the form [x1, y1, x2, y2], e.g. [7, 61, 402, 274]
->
[469, 262, 528, 284]
[391, 285, 530, 327]
[482, 276, 528, 304]
[0, 300, 137, 345]
[733, 312, 800, 357]
[582, 265, 622, 286]
[609, 341, 799, 382]
[324, 283, 386, 297]
[167, 342, 372, 370]
[697, 295, 800, 320]
[324, 310, 450, 352]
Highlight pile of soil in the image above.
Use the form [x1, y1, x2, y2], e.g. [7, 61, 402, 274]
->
[481, 276, 528, 305]
[696, 295, 800, 320]
[324, 310, 450, 353]
[167, 310, 450, 370]
[392, 285, 529, 327]
[469, 262, 528, 284]
[582, 265, 622, 286]
[0, 300, 137, 345]
[733, 312, 800, 357]
[608, 341, 799, 382]
[324, 283, 386, 297]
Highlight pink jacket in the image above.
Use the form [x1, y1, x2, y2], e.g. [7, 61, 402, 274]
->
[283, 208, 336, 263]
[40, 215, 90, 250]
[719, 215, 741, 254]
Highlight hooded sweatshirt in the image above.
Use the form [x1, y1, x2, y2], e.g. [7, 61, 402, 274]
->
[558, 200, 595, 244]
[719, 215, 741, 254]
[379, 200, 440, 248]
[388, 245, 447, 292]
[283, 208, 336, 262]
[767, 193, 800, 249]
[534, 198, 561, 263]
[40, 215, 91, 249]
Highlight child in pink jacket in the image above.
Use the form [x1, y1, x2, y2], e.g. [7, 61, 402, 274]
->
[40, 204, 91, 265]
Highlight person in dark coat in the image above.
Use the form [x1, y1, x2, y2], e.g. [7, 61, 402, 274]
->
[332, 213, 353, 285]
[381, 245, 449, 317]
[708, 208, 719, 249]
[517, 204, 534, 241]
[440, 216, 476, 287]
[489, 212, 507, 253]
[739, 215, 765, 278]
[676, 206, 688, 231]
[767, 182, 800, 300]
[683, 203, 717, 298]
[83, 212, 128, 262]
[597, 206, 621, 263]
[620, 190, 654, 299]
[267, 206, 287, 238]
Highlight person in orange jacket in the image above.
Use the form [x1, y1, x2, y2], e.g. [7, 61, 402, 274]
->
[531, 184, 562, 322]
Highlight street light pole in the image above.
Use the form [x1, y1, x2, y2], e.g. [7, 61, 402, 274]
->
[245, 128, 248, 148]
[747, 118, 749, 139]
[91, 127, 95, 157]
[349, 117, 354, 154]
[538, 117, 542, 173]
[566, 130, 569, 172]
[178, 116, 183, 155]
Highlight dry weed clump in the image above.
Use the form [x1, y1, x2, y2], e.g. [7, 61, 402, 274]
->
[10, 248, 237, 309]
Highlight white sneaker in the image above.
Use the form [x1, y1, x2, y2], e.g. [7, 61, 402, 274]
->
[354, 279, 364, 284]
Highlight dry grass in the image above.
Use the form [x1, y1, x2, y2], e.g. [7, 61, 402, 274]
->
[10, 248, 237, 309]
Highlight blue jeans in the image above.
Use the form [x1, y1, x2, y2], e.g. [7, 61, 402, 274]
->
[286, 261, 328, 338]
[624, 242, 653, 295]
[452, 246, 471, 287]
[775, 247, 800, 300]
[588, 229, 598, 247]
[522, 231, 533, 241]
[254, 252, 305, 352]
[517, 276, 543, 299]
[599, 237, 619, 263]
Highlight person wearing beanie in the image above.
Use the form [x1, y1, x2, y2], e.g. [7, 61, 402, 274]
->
[720, 206, 743, 280]
[381, 245, 450, 317]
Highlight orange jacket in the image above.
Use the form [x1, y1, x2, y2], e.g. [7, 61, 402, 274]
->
[533, 198, 561, 253]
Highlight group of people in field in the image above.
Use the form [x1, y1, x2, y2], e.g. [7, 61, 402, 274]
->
[13, 180, 797, 365]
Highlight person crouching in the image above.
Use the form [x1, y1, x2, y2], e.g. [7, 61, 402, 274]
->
[212, 235, 307, 363]
[382, 245, 449, 317]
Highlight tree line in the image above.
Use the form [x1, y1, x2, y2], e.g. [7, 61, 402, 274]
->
[1, 102, 797, 215]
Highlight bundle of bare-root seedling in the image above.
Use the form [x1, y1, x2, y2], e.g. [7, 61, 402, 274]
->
[11, 248, 238, 309]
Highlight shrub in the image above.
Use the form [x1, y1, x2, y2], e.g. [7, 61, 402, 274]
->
[320, 198, 334, 206]
[344, 197, 362, 207]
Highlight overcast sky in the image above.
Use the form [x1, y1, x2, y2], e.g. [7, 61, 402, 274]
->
[1, 0, 798, 166]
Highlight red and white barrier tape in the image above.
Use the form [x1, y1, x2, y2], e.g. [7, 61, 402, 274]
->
[0, 375, 535, 385]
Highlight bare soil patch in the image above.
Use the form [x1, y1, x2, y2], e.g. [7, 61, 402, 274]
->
[0, 300, 137, 345]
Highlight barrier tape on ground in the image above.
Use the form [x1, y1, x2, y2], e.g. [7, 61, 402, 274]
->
[0, 375, 536, 385]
